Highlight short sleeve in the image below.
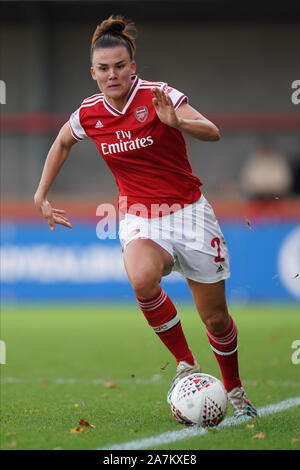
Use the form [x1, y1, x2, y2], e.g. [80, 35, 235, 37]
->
[162, 84, 188, 110]
[69, 108, 88, 141]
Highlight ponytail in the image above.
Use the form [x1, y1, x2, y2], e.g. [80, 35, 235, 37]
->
[91, 15, 137, 61]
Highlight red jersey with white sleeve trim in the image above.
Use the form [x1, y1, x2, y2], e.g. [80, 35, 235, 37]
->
[69, 76, 202, 217]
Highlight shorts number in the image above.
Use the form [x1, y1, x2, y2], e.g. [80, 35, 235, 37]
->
[211, 237, 225, 262]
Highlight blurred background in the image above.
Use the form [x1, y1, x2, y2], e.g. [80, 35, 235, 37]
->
[1, 0, 300, 304]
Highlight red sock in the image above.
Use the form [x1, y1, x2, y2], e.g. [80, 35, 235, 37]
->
[206, 316, 242, 392]
[137, 287, 194, 365]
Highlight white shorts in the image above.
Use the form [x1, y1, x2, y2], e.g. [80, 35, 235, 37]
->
[118, 195, 230, 284]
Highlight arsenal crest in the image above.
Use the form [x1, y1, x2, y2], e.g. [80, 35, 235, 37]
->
[135, 106, 148, 123]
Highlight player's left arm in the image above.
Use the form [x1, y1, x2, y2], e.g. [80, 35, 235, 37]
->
[152, 87, 220, 141]
[175, 101, 220, 141]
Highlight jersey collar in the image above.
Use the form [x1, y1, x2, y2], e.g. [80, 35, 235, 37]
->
[103, 75, 140, 116]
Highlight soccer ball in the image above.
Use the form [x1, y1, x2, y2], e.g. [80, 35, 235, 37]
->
[170, 373, 228, 427]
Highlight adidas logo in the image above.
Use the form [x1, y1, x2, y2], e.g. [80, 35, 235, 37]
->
[95, 120, 103, 128]
[216, 265, 224, 273]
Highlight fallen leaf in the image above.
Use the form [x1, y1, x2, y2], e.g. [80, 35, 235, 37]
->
[246, 423, 255, 429]
[103, 380, 118, 389]
[79, 400, 86, 407]
[38, 380, 50, 387]
[160, 362, 169, 370]
[70, 427, 84, 434]
[6, 440, 17, 448]
[252, 432, 265, 440]
[79, 419, 96, 428]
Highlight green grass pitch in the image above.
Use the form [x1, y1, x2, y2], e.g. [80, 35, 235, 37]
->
[1, 302, 300, 450]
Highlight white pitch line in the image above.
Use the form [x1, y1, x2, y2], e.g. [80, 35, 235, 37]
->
[1, 374, 167, 385]
[2, 376, 300, 388]
[97, 395, 300, 450]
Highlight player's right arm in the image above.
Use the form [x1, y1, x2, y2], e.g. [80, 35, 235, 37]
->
[34, 122, 78, 230]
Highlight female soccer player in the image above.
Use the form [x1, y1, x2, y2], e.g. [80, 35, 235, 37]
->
[34, 15, 257, 420]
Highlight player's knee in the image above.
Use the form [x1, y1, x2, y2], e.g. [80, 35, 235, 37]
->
[203, 308, 229, 334]
[130, 269, 161, 299]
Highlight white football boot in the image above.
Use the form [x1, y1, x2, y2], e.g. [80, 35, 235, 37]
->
[228, 387, 258, 420]
[167, 354, 201, 405]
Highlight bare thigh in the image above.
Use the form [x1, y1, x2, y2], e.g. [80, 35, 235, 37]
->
[123, 238, 174, 299]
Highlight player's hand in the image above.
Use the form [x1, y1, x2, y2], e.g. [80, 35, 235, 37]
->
[152, 87, 180, 129]
[34, 196, 72, 231]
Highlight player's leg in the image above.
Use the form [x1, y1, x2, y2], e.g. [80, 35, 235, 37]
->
[186, 279, 241, 391]
[123, 238, 196, 366]
[187, 278, 257, 419]
[124, 237, 173, 298]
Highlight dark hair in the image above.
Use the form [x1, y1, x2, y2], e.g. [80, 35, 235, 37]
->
[91, 15, 137, 61]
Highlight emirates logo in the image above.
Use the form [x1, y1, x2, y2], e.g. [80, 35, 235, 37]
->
[135, 106, 148, 123]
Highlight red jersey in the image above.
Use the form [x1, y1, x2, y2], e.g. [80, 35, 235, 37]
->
[69, 76, 202, 217]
